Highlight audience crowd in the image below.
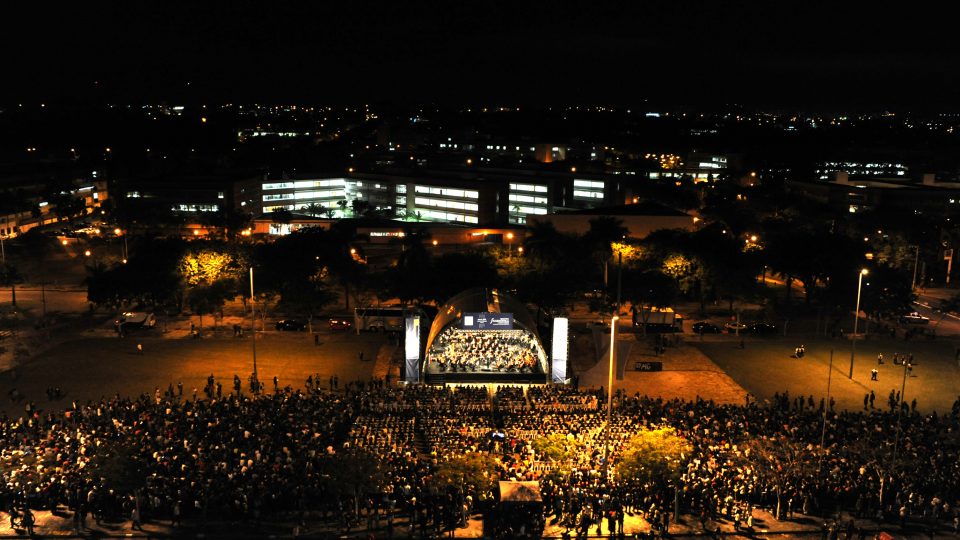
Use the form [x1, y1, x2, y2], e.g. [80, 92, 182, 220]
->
[3, 377, 960, 537]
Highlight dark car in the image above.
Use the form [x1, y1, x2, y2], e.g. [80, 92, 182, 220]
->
[329, 317, 353, 332]
[692, 322, 722, 334]
[746, 322, 778, 335]
[275, 319, 306, 331]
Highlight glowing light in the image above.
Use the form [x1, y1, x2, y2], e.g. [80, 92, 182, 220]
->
[201, 117, 208, 123]
[61, 239, 68, 246]
[432, 240, 438, 246]
[84, 250, 91, 256]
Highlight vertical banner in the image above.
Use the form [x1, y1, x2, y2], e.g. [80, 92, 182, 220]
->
[551, 317, 568, 383]
[404, 316, 421, 383]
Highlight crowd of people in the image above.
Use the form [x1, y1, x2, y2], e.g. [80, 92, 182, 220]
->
[3, 376, 960, 537]
[427, 329, 545, 374]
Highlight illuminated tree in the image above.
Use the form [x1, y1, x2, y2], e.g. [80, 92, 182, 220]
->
[662, 253, 693, 288]
[616, 427, 692, 489]
[430, 452, 498, 495]
[180, 249, 237, 286]
[532, 434, 586, 474]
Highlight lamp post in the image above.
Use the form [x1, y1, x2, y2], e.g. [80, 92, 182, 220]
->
[892, 359, 910, 463]
[114, 228, 128, 263]
[848, 269, 868, 379]
[604, 315, 619, 479]
[250, 267, 259, 393]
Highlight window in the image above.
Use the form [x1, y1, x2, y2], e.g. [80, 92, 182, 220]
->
[509, 194, 548, 204]
[573, 190, 604, 199]
[397, 184, 407, 194]
[414, 186, 479, 198]
[414, 197, 479, 211]
[173, 204, 219, 212]
[263, 193, 294, 201]
[263, 182, 294, 190]
[293, 190, 345, 200]
[573, 179, 605, 189]
[509, 183, 548, 193]
[291, 178, 346, 189]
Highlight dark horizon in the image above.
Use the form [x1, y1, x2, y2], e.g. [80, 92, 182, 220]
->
[4, 1, 960, 110]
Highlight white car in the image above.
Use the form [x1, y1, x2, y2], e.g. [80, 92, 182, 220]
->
[899, 312, 930, 325]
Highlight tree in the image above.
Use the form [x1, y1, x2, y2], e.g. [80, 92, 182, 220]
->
[302, 202, 327, 217]
[524, 221, 568, 271]
[179, 248, 239, 287]
[616, 427, 691, 490]
[584, 216, 630, 288]
[86, 440, 148, 496]
[532, 434, 586, 474]
[622, 269, 679, 334]
[737, 434, 817, 520]
[429, 452, 498, 495]
[0, 264, 23, 308]
[271, 208, 293, 224]
[320, 450, 391, 519]
[387, 228, 434, 304]
[187, 279, 234, 329]
[430, 252, 500, 303]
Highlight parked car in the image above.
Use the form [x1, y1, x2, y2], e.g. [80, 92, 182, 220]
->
[724, 322, 748, 333]
[114, 312, 157, 330]
[692, 322, 722, 334]
[899, 312, 930, 325]
[275, 319, 306, 331]
[329, 317, 353, 332]
[746, 322, 778, 335]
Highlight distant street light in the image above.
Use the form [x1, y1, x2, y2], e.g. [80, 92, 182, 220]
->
[84, 250, 91, 257]
[848, 269, 869, 378]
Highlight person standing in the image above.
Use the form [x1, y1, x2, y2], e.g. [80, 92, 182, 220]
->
[871, 369, 878, 381]
[131, 506, 143, 531]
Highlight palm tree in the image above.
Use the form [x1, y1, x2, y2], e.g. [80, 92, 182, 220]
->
[584, 216, 629, 288]
[303, 203, 326, 217]
[523, 221, 566, 270]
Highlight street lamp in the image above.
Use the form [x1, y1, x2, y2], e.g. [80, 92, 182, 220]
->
[848, 269, 868, 378]
[603, 315, 619, 480]
[892, 358, 911, 463]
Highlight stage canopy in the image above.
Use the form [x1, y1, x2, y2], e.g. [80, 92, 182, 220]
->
[424, 288, 548, 383]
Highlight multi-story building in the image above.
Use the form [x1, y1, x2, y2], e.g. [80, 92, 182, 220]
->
[254, 168, 634, 227]
[787, 172, 960, 216]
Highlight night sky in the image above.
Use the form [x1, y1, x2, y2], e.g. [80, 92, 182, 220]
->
[4, 1, 959, 108]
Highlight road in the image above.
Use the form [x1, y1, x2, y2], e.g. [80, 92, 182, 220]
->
[913, 287, 960, 336]
[0, 286, 89, 315]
